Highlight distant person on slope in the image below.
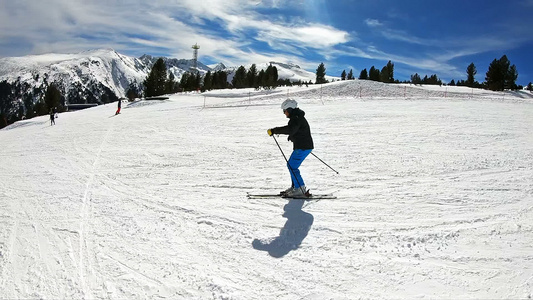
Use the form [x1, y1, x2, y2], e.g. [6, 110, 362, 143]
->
[115, 99, 121, 115]
[49, 108, 55, 126]
[268, 99, 314, 197]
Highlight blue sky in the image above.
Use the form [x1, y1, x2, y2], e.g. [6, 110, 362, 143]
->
[1, 0, 532, 85]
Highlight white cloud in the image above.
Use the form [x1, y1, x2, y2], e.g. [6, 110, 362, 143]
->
[327, 44, 462, 79]
[255, 23, 349, 50]
[5, 0, 528, 81]
[365, 19, 383, 27]
[380, 29, 427, 45]
[0, 0, 349, 68]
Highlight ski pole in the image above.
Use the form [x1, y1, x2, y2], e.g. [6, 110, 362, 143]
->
[272, 135, 306, 195]
[311, 152, 339, 174]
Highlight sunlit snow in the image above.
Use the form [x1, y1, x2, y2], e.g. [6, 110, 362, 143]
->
[1, 80, 532, 299]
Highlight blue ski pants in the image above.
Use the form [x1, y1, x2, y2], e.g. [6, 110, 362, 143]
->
[287, 149, 312, 188]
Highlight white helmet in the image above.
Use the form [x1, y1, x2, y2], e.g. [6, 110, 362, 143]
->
[281, 98, 298, 111]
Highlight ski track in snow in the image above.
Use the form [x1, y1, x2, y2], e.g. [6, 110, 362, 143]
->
[78, 113, 115, 298]
[1, 80, 533, 299]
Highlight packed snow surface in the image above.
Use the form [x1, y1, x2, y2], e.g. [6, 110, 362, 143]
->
[1, 80, 533, 299]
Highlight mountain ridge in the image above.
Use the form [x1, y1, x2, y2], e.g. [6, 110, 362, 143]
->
[0, 48, 318, 103]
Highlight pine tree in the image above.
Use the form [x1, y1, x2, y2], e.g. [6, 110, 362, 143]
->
[203, 71, 213, 91]
[247, 64, 258, 88]
[179, 72, 200, 92]
[359, 69, 368, 80]
[315, 63, 327, 84]
[180, 72, 190, 91]
[499, 55, 512, 89]
[485, 55, 518, 91]
[423, 74, 442, 85]
[341, 70, 347, 80]
[486, 58, 502, 91]
[257, 70, 265, 90]
[466, 63, 477, 87]
[411, 73, 422, 84]
[22, 90, 36, 119]
[0, 81, 13, 128]
[213, 71, 228, 89]
[232, 66, 247, 89]
[527, 82, 532, 92]
[263, 64, 278, 89]
[380, 66, 388, 83]
[369, 66, 380, 81]
[166, 72, 179, 94]
[347, 69, 354, 80]
[507, 64, 518, 90]
[380, 61, 394, 83]
[194, 73, 202, 91]
[44, 84, 62, 111]
[144, 58, 168, 97]
[270, 65, 278, 88]
[126, 82, 140, 100]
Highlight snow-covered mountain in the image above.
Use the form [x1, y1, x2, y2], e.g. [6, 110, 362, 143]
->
[139, 54, 212, 80]
[222, 61, 326, 84]
[208, 62, 228, 72]
[0, 49, 149, 103]
[0, 49, 320, 106]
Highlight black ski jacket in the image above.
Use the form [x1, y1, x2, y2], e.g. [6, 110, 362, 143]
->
[271, 108, 314, 150]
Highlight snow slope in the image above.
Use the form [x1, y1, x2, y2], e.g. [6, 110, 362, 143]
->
[1, 81, 533, 299]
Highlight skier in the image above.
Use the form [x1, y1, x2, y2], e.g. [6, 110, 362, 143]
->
[115, 99, 121, 115]
[267, 99, 314, 197]
[49, 108, 55, 126]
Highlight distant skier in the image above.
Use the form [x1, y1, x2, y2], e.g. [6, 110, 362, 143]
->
[267, 99, 314, 197]
[115, 99, 121, 115]
[49, 108, 55, 126]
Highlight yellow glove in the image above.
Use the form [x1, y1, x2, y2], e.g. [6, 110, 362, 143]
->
[267, 129, 273, 136]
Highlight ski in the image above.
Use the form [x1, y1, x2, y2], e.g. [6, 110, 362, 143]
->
[247, 192, 336, 200]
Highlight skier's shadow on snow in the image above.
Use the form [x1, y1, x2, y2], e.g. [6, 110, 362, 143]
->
[252, 199, 314, 258]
